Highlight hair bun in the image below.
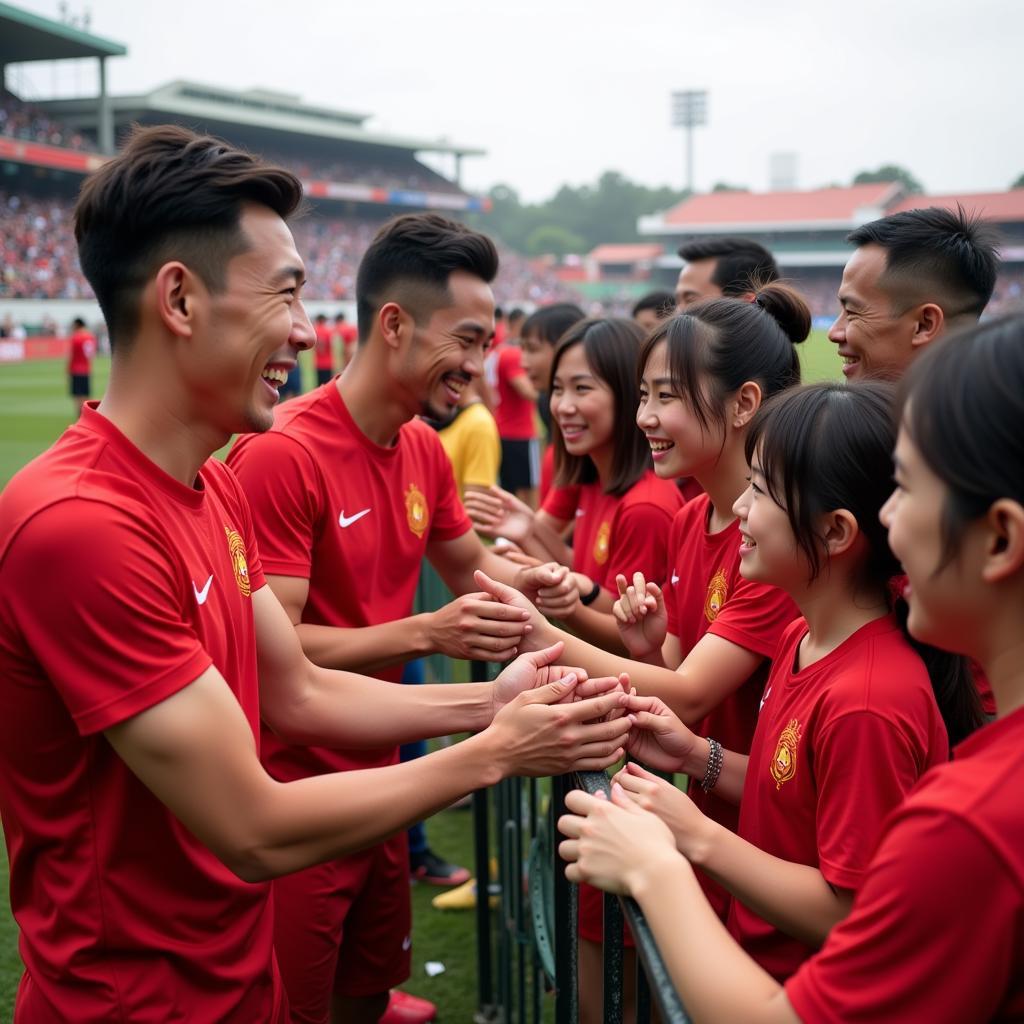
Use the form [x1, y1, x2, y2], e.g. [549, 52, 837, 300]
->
[753, 282, 811, 345]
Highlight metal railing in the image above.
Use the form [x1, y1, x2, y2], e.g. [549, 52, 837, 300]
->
[413, 564, 689, 1023]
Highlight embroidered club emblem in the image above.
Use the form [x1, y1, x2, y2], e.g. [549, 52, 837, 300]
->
[593, 521, 611, 565]
[770, 718, 802, 789]
[405, 483, 428, 538]
[224, 525, 251, 597]
[704, 568, 728, 622]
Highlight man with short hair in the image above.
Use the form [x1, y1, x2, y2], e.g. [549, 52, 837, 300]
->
[675, 237, 779, 310]
[631, 290, 675, 332]
[67, 315, 96, 414]
[0, 126, 629, 1023]
[830, 206, 1000, 380]
[228, 213, 584, 1024]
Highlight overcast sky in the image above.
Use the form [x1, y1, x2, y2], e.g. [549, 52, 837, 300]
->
[9, 0, 1023, 202]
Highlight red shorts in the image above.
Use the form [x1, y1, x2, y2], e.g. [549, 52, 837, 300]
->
[272, 832, 412, 1024]
[577, 880, 635, 947]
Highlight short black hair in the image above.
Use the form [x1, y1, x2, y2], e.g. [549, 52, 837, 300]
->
[315, 313, 327, 323]
[355, 213, 499, 343]
[520, 303, 585, 347]
[71, 317, 87, 330]
[847, 206, 1000, 319]
[677, 237, 780, 295]
[631, 291, 675, 319]
[75, 124, 303, 350]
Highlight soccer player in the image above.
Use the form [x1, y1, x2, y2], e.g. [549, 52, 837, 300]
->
[675, 237, 779, 310]
[335, 310, 358, 366]
[829, 205, 1000, 381]
[227, 212, 583, 1024]
[0, 125, 631, 1024]
[67, 315, 96, 414]
[558, 313, 1024, 1023]
[314, 312, 336, 385]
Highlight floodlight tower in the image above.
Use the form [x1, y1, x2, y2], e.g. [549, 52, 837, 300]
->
[672, 90, 708, 195]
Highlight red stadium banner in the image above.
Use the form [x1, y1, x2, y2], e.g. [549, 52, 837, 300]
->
[0, 336, 70, 362]
[0, 137, 107, 174]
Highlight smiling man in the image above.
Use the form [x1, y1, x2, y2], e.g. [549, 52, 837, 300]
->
[228, 213, 580, 1024]
[830, 206, 1000, 380]
[0, 128, 629, 1024]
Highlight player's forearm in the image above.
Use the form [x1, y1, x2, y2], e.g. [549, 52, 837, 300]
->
[244, 733, 505, 879]
[689, 823, 851, 948]
[628, 854, 797, 1024]
[266, 667, 494, 747]
[295, 615, 433, 673]
[531, 515, 574, 565]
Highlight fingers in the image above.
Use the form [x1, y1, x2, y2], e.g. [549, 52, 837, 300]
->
[522, 640, 565, 670]
[474, 569, 523, 606]
[564, 788, 602, 816]
[558, 838, 580, 864]
[556, 689, 628, 721]
[573, 674, 622, 699]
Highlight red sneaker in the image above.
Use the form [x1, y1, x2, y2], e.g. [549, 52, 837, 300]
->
[380, 989, 437, 1024]
[410, 848, 471, 887]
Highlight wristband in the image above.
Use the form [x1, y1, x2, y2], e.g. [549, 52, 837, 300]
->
[580, 580, 602, 606]
[700, 737, 723, 792]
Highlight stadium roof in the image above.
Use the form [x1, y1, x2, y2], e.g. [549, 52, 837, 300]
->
[589, 243, 664, 263]
[890, 190, 1024, 222]
[36, 79, 485, 157]
[0, 2, 126, 61]
[640, 183, 905, 236]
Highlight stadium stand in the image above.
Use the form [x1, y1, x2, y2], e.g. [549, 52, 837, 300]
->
[639, 184, 1024, 318]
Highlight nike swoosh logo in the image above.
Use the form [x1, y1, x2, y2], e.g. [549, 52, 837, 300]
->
[402, 935, 412, 951]
[193, 574, 213, 605]
[338, 508, 371, 528]
[671, 572, 680, 585]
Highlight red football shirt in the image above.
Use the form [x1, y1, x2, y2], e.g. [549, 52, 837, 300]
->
[563, 473, 682, 590]
[729, 615, 948, 980]
[0, 405, 284, 1023]
[663, 493, 800, 917]
[786, 704, 1024, 1022]
[493, 345, 537, 440]
[67, 328, 95, 375]
[313, 323, 334, 371]
[227, 381, 472, 778]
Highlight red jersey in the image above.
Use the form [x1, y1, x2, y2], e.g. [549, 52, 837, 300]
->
[663, 493, 799, 917]
[314, 323, 334, 371]
[0, 405, 284, 1023]
[336, 321, 358, 354]
[539, 446, 580, 515]
[786, 704, 1024, 1022]
[492, 345, 537, 440]
[729, 615, 948, 980]
[227, 381, 472, 779]
[67, 328, 95, 375]
[564, 473, 682, 590]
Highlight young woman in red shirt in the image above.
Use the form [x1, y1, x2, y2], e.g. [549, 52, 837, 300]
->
[609, 379, 982, 982]
[468, 317, 683, 654]
[558, 313, 1024, 1023]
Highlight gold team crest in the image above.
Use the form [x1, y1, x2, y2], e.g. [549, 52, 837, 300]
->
[593, 521, 611, 565]
[770, 718, 802, 789]
[405, 483, 429, 538]
[224, 525, 251, 597]
[704, 568, 728, 622]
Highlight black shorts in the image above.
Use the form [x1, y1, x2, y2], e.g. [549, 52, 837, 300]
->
[70, 374, 90, 397]
[500, 438, 540, 493]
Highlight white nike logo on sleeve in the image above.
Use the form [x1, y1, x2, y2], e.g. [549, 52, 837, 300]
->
[338, 508, 372, 528]
[671, 572, 680, 585]
[192, 575, 214, 605]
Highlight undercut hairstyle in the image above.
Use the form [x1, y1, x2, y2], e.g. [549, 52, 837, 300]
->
[677, 237, 780, 295]
[847, 206, 1000, 319]
[641, 282, 808, 436]
[902, 313, 1024, 567]
[550, 318, 650, 496]
[520, 303, 585, 347]
[75, 124, 303, 351]
[355, 213, 498, 344]
[748, 381, 983, 745]
[632, 291, 676, 320]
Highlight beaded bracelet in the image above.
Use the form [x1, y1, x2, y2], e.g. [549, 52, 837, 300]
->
[700, 737, 724, 792]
